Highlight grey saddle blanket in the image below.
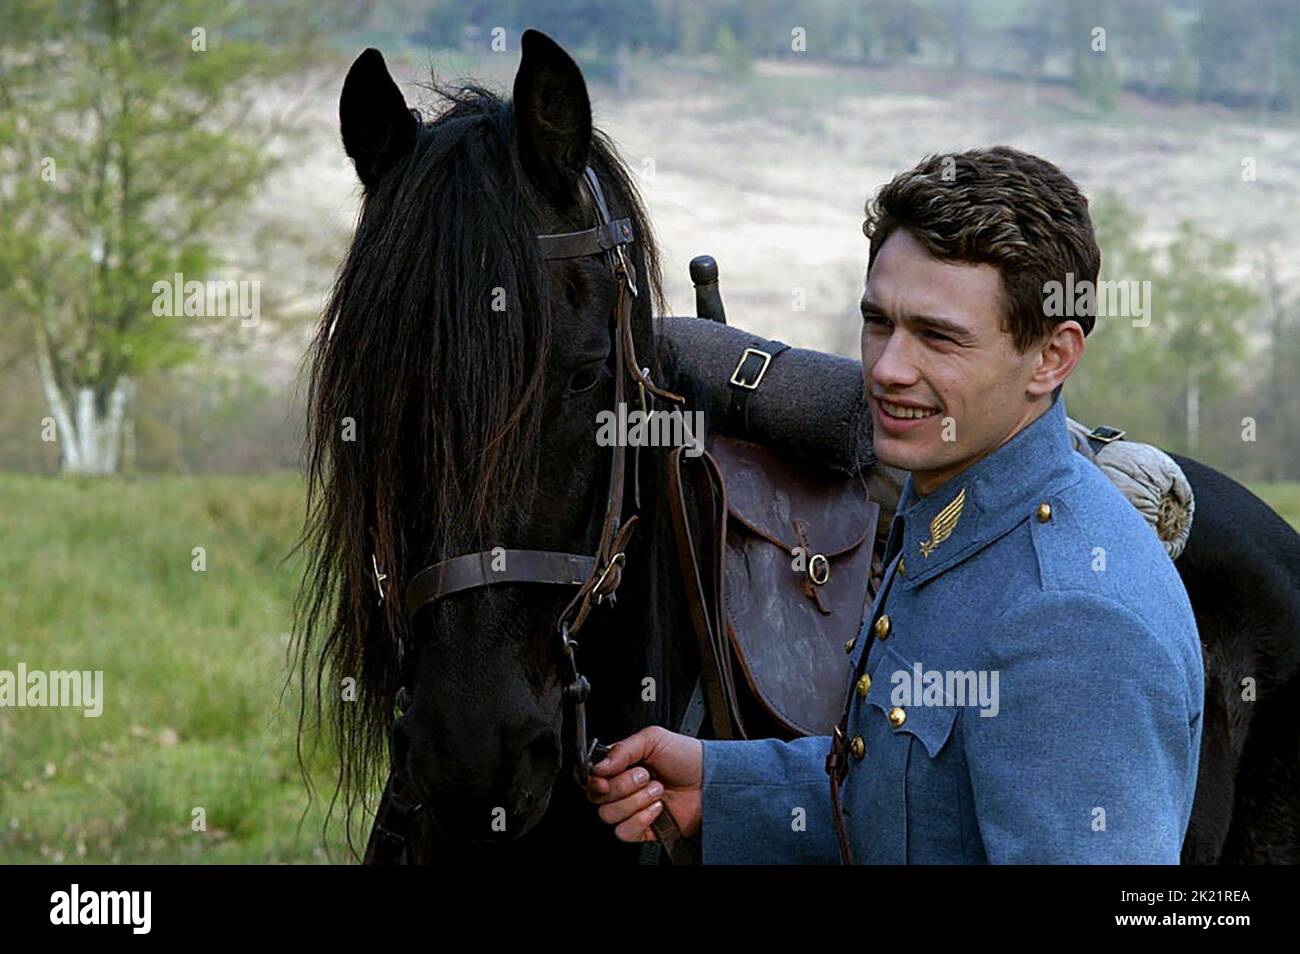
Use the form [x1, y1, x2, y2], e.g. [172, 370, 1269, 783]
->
[661, 316, 875, 478]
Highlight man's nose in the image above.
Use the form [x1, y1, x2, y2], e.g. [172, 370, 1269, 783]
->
[869, 330, 921, 391]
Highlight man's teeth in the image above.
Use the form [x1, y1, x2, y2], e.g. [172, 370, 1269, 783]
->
[882, 401, 938, 420]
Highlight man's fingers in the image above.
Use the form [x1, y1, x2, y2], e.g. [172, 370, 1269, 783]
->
[597, 778, 664, 826]
[614, 799, 664, 844]
[587, 766, 652, 804]
[590, 727, 659, 778]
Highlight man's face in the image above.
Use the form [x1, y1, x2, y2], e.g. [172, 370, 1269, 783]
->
[860, 228, 1047, 495]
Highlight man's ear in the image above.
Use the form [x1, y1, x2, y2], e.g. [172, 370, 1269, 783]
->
[340, 48, 416, 189]
[512, 29, 591, 205]
[1027, 320, 1086, 397]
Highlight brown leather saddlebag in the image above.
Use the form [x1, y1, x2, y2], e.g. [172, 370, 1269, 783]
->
[669, 436, 879, 741]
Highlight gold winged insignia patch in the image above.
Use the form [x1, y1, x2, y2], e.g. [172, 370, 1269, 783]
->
[919, 487, 966, 558]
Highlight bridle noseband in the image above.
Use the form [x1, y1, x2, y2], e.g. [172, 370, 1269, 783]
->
[398, 165, 683, 785]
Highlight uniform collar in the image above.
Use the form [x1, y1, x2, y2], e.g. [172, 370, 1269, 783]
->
[891, 397, 1079, 586]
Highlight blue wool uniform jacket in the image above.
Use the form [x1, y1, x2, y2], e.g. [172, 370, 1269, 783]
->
[700, 398, 1204, 864]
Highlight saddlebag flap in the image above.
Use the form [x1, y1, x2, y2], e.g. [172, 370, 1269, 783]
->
[708, 435, 879, 738]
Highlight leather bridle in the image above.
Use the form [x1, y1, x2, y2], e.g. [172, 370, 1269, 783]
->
[396, 164, 683, 798]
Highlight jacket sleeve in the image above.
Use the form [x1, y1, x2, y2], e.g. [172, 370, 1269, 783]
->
[700, 734, 842, 864]
[963, 591, 1202, 864]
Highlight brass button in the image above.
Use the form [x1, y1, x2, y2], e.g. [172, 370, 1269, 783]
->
[844, 636, 857, 655]
[874, 614, 891, 640]
[855, 674, 872, 698]
[850, 735, 865, 760]
[1036, 502, 1052, 523]
[897, 558, 906, 577]
[887, 706, 907, 728]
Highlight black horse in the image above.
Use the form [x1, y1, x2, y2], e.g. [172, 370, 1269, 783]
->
[294, 31, 702, 863]
[295, 31, 1300, 864]
[1172, 457, 1300, 863]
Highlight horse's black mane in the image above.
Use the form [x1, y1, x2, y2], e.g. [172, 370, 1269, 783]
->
[290, 79, 664, 856]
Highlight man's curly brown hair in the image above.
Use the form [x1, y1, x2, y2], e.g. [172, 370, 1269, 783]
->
[863, 145, 1100, 352]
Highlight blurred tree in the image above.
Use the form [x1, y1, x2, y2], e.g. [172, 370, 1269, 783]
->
[1066, 192, 1167, 442]
[1255, 251, 1299, 479]
[1191, 0, 1260, 105]
[1067, 193, 1257, 458]
[1160, 221, 1256, 454]
[714, 23, 752, 78]
[938, 0, 974, 71]
[1008, 0, 1058, 85]
[1062, 0, 1121, 111]
[1114, 0, 1177, 97]
[0, 0, 331, 474]
[867, 0, 936, 64]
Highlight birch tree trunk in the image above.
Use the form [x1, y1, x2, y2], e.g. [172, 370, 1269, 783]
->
[33, 322, 133, 476]
[1186, 364, 1200, 456]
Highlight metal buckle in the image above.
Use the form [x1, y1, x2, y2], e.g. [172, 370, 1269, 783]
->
[612, 239, 638, 299]
[592, 551, 626, 603]
[1090, 425, 1126, 444]
[808, 553, 830, 586]
[729, 347, 772, 390]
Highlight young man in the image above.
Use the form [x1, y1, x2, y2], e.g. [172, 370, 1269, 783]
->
[587, 146, 1205, 864]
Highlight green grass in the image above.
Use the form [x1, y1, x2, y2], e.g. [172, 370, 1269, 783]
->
[0, 473, 358, 864]
[1, 472, 1293, 865]
[1247, 482, 1300, 532]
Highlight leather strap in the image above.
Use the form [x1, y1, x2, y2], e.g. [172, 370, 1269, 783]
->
[826, 727, 853, 865]
[677, 677, 708, 738]
[363, 770, 424, 865]
[405, 550, 596, 618]
[726, 339, 789, 434]
[640, 679, 708, 866]
[538, 218, 634, 260]
[667, 446, 745, 740]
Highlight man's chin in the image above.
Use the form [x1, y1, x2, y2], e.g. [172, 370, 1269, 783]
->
[872, 434, 932, 474]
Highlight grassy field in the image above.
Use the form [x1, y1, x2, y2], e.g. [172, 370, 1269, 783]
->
[0, 473, 356, 864]
[1252, 483, 1300, 532]
[0, 472, 1295, 865]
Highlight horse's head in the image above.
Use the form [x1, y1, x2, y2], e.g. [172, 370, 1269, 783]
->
[298, 30, 663, 847]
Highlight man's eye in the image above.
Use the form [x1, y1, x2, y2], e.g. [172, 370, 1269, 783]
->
[863, 313, 891, 329]
[923, 330, 955, 344]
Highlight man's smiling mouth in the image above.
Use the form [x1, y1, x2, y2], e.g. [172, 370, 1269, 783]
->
[879, 399, 941, 420]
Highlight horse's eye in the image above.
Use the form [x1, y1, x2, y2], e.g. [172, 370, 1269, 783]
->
[569, 364, 605, 394]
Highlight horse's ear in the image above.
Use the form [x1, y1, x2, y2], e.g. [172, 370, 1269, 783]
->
[340, 48, 416, 189]
[512, 29, 591, 203]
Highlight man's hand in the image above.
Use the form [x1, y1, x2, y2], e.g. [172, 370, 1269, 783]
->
[586, 726, 703, 843]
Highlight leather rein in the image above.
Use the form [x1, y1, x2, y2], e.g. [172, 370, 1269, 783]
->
[367, 166, 688, 862]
